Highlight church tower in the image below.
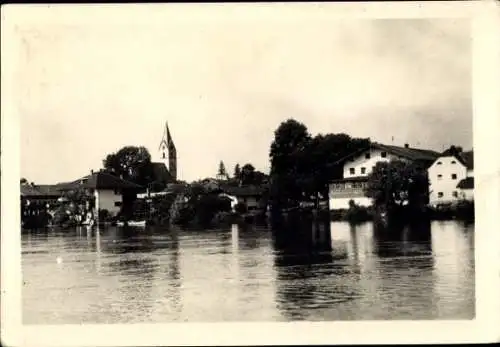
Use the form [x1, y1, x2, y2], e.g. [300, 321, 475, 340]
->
[158, 122, 177, 181]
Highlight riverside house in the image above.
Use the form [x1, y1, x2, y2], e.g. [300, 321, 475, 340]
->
[328, 143, 440, 210]
[428, 150, 474, 206]
[223, 185, 267, 212]
[60, 170, 143, 217]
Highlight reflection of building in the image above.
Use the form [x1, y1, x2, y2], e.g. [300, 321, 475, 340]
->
[328, 143, 439, 210]
[428, 151, 473, 206]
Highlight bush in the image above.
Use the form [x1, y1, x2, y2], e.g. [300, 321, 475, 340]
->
[454, 200, 474, 221]
[234, 202, 248, 214]
[98, 209, 111, 222]
[339, 200, 373, 224]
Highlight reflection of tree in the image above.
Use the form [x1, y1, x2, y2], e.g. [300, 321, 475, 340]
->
[272, 216, 332, 253]
[372, 219, 433, 264]
[272, 219, 358, 320]
[100, 226, 173, 254]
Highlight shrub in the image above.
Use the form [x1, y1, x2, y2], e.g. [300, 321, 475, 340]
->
[234, 202, 248, 214]
[98, 209, 111, 221]
[344, 201, 372, 224]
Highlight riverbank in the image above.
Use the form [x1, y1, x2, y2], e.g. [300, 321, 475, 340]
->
[330, 200, 474, 224]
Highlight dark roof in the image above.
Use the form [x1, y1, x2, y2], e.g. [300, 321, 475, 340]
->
[457, 177, 474, 189]
[62, 171, 143, 190]
[151, 162, 174, 183]
[20, 183, 65, 197]
[21, 184, 44, 197]
[459, 151, 473, 170]
[372, 143, 440, 162]
[334, 142, 440, 165]
[434, 150, 473, 170]
[223, 185, 266, 197]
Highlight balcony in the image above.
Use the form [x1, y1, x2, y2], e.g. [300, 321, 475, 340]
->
[329, 181, 368, 198]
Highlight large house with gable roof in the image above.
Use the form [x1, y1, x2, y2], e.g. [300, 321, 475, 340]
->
[328, 142, 440, 210]
[427, 150, 474, 206]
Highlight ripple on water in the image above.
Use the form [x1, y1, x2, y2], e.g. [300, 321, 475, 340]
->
[22, 222, 475, 323]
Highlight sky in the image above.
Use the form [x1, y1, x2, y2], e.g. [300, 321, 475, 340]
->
[11, 5, 472, 184]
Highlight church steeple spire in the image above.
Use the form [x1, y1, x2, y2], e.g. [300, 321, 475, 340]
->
[158, 121, 177, 181]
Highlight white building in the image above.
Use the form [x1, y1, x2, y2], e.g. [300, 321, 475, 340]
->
[428, 151, 473, 206]
[65, 170, 142, 216]
[328, 143, 440, 210]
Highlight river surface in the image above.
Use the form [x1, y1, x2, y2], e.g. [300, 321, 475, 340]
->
[22, 221, 475, 323]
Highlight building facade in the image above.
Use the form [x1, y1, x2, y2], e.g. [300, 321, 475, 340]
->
[63, 170, 143, 217]
[328, 143, 440, 210]
[428, 151, 473, 206]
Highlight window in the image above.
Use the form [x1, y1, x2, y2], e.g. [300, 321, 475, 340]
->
[365, 153, 371, 159]
[381, 151, 387, 158]
[451, 174, 457, 180]
[437, 161, 442, 165]
[114, 201, 122, 207]
[438, 192, 444, 198]
[361, 167, 366, 174]
[452, 191, 458, 198]
[438, 174, 443, 180]
[349, 168, 355, 175]
[451, 160, 456, 164]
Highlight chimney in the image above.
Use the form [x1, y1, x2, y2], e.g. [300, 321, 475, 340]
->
[404, 143, 409, 148]
[91, 169, 94, 174]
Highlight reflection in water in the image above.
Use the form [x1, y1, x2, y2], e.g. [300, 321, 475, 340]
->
[22, 220, 475, 323]
[272, 220, 359, 321]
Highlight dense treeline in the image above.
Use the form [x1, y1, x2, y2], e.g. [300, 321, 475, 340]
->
[268, 118, 370, 211]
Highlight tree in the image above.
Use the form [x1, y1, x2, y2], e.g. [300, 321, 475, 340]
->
[103, 146, 153, 187]
[269, 118, 370, 210]
[233, 164, 241, 180]
[442, 145, 463, 157]
[365, 159, 430, 211]
[303, 133, 370, 202]
[252, 170, 268, 186]
[217, 160, 229, 180]
[240, 163, 255, 185]
[269, 119, 312, 208]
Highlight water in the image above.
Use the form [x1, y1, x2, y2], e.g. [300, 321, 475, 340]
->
[22, 221, 475, 323]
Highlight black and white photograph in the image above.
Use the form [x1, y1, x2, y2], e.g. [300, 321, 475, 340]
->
[1, 2, 499, 346]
